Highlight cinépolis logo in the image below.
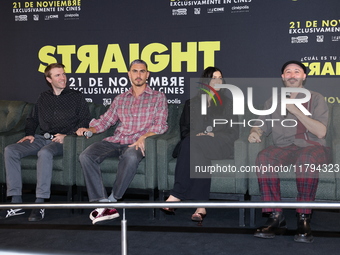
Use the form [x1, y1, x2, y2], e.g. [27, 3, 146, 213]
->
[200, 84, 312, 128]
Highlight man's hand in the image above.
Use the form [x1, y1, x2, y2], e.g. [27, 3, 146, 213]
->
[128, 132, 156, 156]
[248, 127, 263, 143]
[17, 136, 35, 143]
[129, 135, 146, 156]
[196, 132, 214, 137]
[248, 132, 261, 143]
[52, 134, 67, 144]
[76, 127, 96, 138]
[76, 127, 89, 136]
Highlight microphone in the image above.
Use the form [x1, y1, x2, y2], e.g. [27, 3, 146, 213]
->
[44, 133, 54, 140]
[204, 126, 213, 134]
[83, 131, 93, 138]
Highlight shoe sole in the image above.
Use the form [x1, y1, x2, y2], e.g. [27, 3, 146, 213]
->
[92, 213, 120, 225]
[254, 232, 276, 238]
[89, 208, 117, 221]
[254, 226, 287, 239]
[28, 209, 45, 222]
[28, 216, 44, 222]
[294, 235, 314, 243]
[191, 215, 206, 222]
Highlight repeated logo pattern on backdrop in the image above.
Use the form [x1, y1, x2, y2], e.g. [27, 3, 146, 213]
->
[1, 0, 339, 105]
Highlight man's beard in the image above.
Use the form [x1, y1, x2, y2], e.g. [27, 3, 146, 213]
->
[288, 78, 298, 83]
[134, 83, 144, 87]
[133, 78, 145, 87]
[285, 78, 303, 86]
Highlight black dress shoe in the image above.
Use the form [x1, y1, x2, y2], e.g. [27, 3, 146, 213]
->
[254, 211, 287, 238]
[294, 213, 314, 243]
[28, 209, 45, 222]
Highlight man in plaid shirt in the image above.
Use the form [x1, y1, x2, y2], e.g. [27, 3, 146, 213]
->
[248, 60, 331, 243]
[77, 59, 168, 225]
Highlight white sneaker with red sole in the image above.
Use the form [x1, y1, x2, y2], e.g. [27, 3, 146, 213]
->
[90, 208, 119, 225]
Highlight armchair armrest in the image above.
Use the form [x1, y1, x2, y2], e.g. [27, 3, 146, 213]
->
[61, 135, 77, 185]
[332, 138, 340, 200]
[248, 136, 266, 166]
[157, 131, 181, 190]
[0, 130, 26, 146]
[0, 131, 26, 183]
[143, 134, 161, 188]
[234, 136, 249, 179]
[332, 138, 340, 166]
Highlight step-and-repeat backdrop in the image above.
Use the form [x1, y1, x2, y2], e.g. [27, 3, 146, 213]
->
[0, 0, 339, 106]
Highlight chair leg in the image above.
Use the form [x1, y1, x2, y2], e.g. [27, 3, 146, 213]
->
[77, 186, 83, 202]
[148, 189, 155, 220]
[249, 195, 260, 227]
[1, 184, 6, 203]
[158, 190, 166, 220]
[76, 186, 84, 214]
[239, 195, 245, 227]
[250, 208, 256, 227]
[65, 185, 76, 214]
[67, 186, 73, 202]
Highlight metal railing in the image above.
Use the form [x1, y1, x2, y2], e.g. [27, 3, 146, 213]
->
[1, 201, 340, 255]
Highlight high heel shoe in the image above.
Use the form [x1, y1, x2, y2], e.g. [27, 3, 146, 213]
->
[160, 208, 176, 215]
[161, 195, 180, 215]
[191, 213, 206, 226]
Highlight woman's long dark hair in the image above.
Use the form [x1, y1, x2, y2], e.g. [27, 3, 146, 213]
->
[199, 66, 223, 91]
[197, 66, 226, 117]
[201, 66, 223, 79]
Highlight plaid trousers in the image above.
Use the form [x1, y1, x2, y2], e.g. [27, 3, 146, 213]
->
[255, 144, 331, 214]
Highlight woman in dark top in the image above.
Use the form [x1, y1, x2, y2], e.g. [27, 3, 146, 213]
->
[162, 67, 239, 223]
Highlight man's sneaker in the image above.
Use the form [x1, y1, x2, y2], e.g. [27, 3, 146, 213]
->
[0, 209, 25, 219]
[90, 208, 119, 225]
[28, 209, 45, 222]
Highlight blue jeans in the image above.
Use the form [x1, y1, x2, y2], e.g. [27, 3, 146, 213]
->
[4, 135, 63, 199]
[79, 141, 144, 202]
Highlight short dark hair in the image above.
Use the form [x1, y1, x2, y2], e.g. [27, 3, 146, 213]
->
[281, 60, 307, 74]
[129, 59, 148, 71]
[44, 63, 65, 78]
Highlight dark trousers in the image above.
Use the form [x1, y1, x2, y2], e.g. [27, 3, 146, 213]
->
[170, 136, 232, 201]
